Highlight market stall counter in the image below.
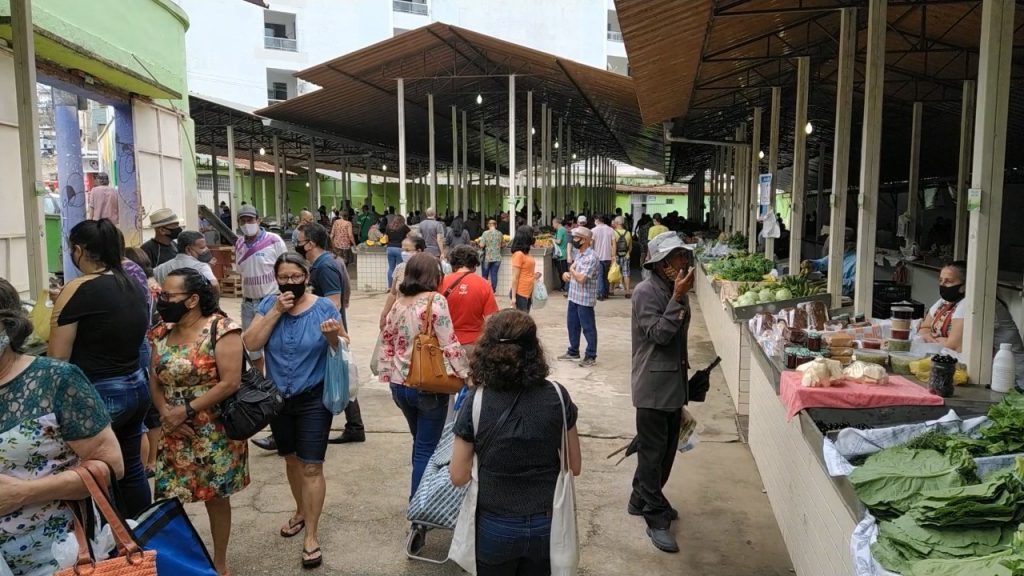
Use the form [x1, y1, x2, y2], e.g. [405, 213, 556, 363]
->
[746, 321, 1000, 575]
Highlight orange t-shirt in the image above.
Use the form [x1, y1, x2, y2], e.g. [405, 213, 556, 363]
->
[441, 272, 499, 345]
[511, 251, 535, 298]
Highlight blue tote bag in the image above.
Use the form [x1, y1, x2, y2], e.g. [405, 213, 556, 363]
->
[133, 499, 219, 576]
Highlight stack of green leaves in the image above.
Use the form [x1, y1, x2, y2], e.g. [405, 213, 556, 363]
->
[904, 430, 991, 457]
[705, 253, 775, 282]
[850, 448, 976, 519]
[980, 394, 1024, 455]
[872, 514, 1017, 574]
[903, 549, 1024, 576]
[910, 469, 1023, 528]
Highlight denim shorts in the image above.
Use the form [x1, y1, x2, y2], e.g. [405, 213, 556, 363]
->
[269, 382, 333, 464]
[241, 299, 263, 360]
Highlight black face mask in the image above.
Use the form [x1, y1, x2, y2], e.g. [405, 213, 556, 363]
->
[940, 284, 965, 303]
[156, 299, 189, 323]
[572, 239, 584, 250]
[166, 227, 182, 240]
[279, 282, 306, 300]
[195, 250, 214, 263]
[294, 242, 308, 259]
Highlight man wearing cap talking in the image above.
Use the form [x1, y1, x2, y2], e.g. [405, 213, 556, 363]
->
[629, 231, 695, 554]
[141, 208, 183, 267]
[558, 226, 600, 367]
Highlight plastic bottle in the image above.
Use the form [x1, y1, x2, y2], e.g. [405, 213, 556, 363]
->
[992, 343, 1016, 393]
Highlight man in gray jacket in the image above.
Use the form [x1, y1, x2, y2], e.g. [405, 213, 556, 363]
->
[629, 231, 694, 553]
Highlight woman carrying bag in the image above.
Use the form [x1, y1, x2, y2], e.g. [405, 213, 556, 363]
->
[449, 310, 582, 575]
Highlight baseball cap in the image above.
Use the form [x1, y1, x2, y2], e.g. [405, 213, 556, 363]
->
[577, 215, 588, 225]
[644, 231, 689, 270]
[238, 205, 259, 219]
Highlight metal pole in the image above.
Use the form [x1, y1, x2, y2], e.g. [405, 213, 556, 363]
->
[12, 0, 46, 293]
[789, 57, 810, 274]
[211, 144, 220, 209]
[907, 102, 923, 247]
[462, 110, 469, 220]
[508, 75, 516, 228]
[964, 0, 1015, 385]
[428, 93, 436, 211]
[557, 117, 563, 219]
[749, 107, 762, 254]
[452, 105, 459, 217]
[479, 117, 485, 225]
[227, 126, 238, 228]
[272, 135, 281, 219]
[249, 147, 256, 206]
[527, 93, 534, 227]
[954, 80, 976, 260]
[307, 142, 317, 210]
[397, 78, 407, 216]
[828, 7, 856, 308]
[853, 1, 886, 315]
[54, 89, 85, 282]
[766, 86, 781, 258]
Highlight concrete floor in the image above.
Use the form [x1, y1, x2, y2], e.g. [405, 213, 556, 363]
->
[187, 285, 794, 575]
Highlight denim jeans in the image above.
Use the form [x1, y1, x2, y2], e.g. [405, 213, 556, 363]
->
[515, 294, 532, 313]
[90, 369, 153, 517]
[476, 512, 552, 576]
[598, 260, 611, 298]
[390, 384, 449, 499]
[386, 246, 403, 289]
[566, 301, 597, 360]
[241, 298, 263, 360]
[481, 260, 501, 292]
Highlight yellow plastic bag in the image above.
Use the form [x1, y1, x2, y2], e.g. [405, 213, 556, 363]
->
[607, 260, 622, 284]
[29, 291, 52, 343]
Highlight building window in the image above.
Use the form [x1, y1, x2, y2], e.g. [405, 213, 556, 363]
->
[268, 82, 288, 102]
[197, 174, 232, 192]
[264, 11, 297, 51]
[393, 0, 428, 15]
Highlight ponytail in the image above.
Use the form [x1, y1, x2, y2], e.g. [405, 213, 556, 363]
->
[68, 218, 128, 288]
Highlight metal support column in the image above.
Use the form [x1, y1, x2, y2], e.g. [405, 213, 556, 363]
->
[789, 57, 810, 274]
[749, 107, 762, 253]
[828, 7, 857, 308]
[397, 78, 408, 216]
[853, 1, 886, 314]
[527, 93, 534, 226]
[766, 86, 781, 258]
[964, 0, 1015, 385]
[307, 142, 317, 210]
[451, 105, 459, 216]
[556, 117, 563, 219]
[54, 89, 85, 282]
[479, 118, 485, 225]
[227, 126, 238, 227]
[508, 75, 516, 227]
[906, 102, 923, 247]
[954, 80, 976, 260]
[272, 136, 281, 218]
[428, 93, 436, 210]
[462, 110, 468, 220]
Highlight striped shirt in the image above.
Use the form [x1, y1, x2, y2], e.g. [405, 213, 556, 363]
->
[234, 230, 287, 299]
[568, 248, 600, 307]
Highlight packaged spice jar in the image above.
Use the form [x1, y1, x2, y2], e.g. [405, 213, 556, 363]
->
[807, 332, 822, 352]
[800, 301, 829, 331]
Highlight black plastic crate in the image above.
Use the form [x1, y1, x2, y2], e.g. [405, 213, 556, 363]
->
[874, 280, 912, 304]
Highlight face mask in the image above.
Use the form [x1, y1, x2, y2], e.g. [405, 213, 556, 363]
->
[71, 246, 84, 274]
[0, 332, 10, 357]
[572, 239, 584, 250]
[401, 251, 414, 263]
[241, 223, 260, 237]
[156, 298, 190, 323]
[195, 250, 214, 264]
[166, 227, 182, 240]
[279, 282, 306, 300]
[294, 242, 308, 258]
[940, 284, 965, 303]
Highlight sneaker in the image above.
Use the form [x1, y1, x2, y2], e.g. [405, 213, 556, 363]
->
[579, 358, 597, 368]
[557, 353, 581, 362]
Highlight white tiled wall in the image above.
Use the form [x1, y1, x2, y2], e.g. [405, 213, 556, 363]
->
[696, 266, 750, 416]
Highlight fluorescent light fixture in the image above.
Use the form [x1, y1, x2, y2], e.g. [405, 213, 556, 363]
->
[476, 94, 483, 105]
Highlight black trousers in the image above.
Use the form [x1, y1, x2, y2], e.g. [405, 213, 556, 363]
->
[344, 398, 365, 433]
[553, 259, 568, 290]
[630, 407, 682, 529]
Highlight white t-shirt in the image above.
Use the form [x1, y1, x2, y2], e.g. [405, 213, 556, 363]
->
[929, 299, 967, 321]
[235, 231, 288, 299]
[153, 253, 216, 285]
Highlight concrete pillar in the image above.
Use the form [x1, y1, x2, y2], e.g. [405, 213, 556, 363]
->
[954, 80, 976, 260]
[451, 104, 459, 217]
[428, 93, 436, 211]
[906, 102, 923, 247]
[211, 144, 220, 210]
[508, 75, 516, 227]
[272, 135, 281, 219]
[734, 125, 746, 237]
[479, 117, 485, 225]
[54, 89, 85, 282]
[307, 142, 316, 210]
[557, 117, 564, 219]
[766, 86, 781, 258]
[828, 7, 857, 308]
[527, 93, 534, 227]
[853, 0, 886, 314]
[749, 106, 762, 253]
[964, 0, 1016, 385]
[12, 0, 46, 293]
[789, 56, 810, 274]
[397, 78, 407, 216]
[227, 126, 238, 227]
[462, 110, 469, 220]
[248, 148, 256, 206]
[113, 104, 140, 244]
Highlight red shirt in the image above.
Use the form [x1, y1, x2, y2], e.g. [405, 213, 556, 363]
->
[441, 271, 499, 345]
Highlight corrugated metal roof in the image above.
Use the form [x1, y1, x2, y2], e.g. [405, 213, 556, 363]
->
[257, 23, 664, 172]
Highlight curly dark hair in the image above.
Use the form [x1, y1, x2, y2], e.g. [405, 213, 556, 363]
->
[470, 309, 549, 391]
[166, 268, 221, 317]
[448, 245, 479, 271]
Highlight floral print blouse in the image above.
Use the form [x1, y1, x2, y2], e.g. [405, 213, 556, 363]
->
[377, 292, 469, 386]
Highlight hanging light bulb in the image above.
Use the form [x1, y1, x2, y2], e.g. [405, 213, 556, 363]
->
[259, 147, 266, 155]
[305, 182, 310, 188]
[382, 164, 388, 172]
[531, 127, 536, 135]
[571, 153, 577, 160]
[476, 94, 483, 105]
[805, 122, 814, 135]
[554, 141, 560, 149]
[758, 150, 765, 160]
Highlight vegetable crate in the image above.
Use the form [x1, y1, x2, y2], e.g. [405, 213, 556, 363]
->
[726, 293, 833, 321]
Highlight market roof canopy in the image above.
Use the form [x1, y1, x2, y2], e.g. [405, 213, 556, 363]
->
[257, 22, 663, 173]
[616, 0, 1024, 183]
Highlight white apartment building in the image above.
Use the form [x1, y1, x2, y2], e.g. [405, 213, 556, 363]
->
[178, 0, 629, 110]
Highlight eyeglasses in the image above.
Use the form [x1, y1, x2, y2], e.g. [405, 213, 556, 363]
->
[276, 274, 306, 283]
[157, 291, 190, 301]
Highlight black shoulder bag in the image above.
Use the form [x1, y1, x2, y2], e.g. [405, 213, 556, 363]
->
[210, 317, 285, 440]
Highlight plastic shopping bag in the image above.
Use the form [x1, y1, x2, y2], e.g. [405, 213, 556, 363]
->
[532, 278, 549, 310]
[343, 339, 361, 399]
[607, 261, 622, 285]
[29, 290, 53, 343]
[323, 342, 351, 415]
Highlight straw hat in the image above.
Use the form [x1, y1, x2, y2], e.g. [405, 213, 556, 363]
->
[148, 208, 181, 228]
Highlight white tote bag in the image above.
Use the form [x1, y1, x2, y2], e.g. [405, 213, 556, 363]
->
[550, 382, 580, 575]
[448, 387, 484, 575]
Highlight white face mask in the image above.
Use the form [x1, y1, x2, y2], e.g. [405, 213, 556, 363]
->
[241, 223, 260, 237]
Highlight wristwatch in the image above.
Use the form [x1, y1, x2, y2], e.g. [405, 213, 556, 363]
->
[185, 402, 197, 420]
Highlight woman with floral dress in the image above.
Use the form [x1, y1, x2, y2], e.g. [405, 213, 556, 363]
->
[149, 268, 248, 576]
[0, 309, 124, 576]
[377, 252, 468, 552]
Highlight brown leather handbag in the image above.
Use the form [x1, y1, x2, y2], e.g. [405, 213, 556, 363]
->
[405, 293, 464, 395]
[56, 461, 158, 576]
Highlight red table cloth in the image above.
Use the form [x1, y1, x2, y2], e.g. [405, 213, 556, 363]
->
[779, 370, 944, 421]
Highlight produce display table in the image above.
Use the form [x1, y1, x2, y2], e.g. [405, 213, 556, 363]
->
[696, 263, 750, 417]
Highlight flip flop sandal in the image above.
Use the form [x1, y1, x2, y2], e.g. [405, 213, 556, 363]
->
[302, 547, 323, 569]
[280, 518, 305, 538]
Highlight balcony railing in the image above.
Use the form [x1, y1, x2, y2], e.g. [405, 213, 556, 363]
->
[264, 36, 298, 51]
[393, 0, 428, 15]
[607, 30, 623, 42]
